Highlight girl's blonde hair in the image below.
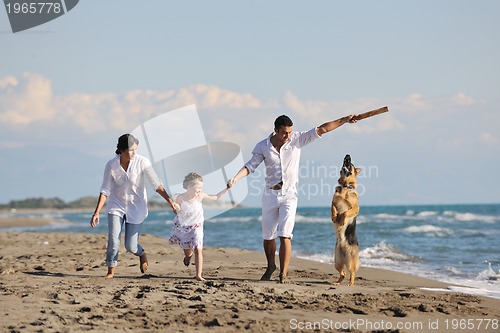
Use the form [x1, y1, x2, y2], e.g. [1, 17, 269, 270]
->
[182, 172, 203, 189]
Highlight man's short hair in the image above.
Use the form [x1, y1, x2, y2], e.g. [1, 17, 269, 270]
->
[274, 115, 293, 129]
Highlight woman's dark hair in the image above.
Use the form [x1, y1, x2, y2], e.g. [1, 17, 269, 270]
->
[182, 172, 203, 189]
[115, 134, 139, 155]
[274, 115, 293, 130]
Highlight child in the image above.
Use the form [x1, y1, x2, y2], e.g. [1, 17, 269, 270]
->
[168, 172, 229, 281]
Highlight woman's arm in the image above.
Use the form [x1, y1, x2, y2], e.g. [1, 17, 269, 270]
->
[90, 193, 108, 228]
[156, 185, 180, 213]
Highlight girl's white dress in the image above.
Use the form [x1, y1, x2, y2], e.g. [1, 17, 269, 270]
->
[168, 196, 204, 250]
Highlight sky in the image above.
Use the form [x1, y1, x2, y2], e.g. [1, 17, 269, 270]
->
[1, 1, 499, 207]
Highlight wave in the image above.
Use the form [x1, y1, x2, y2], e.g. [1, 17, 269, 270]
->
[295, 214, 332, 223]
[295, 242, 420, 267]
[440, 211, 499, 223]
[403, 225, 453, 237]
[295, 246, 500, 300]
[360, 241, 420, 266]
[206, 216, 259, 223]
[416, 211, 439, 218]
[294, 251, 333, 264]
[476, 262, 500, 282]
[1, 220, 79, 232]
[428, 263, 500, 299]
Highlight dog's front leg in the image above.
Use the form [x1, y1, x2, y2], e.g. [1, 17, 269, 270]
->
[336, 213, 346, 226]
[331, 203, 338, 223]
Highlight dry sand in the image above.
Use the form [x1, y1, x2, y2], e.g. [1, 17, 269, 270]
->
[1, 227, 499, 332]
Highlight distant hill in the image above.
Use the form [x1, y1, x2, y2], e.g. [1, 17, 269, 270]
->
[0, 196, 97, 210]
[0, 196, 243, 210]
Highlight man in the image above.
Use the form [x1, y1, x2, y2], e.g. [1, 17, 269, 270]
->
[227, 114, 357, 283]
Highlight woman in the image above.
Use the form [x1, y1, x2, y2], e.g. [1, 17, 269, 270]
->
[90, 133, 178, 278]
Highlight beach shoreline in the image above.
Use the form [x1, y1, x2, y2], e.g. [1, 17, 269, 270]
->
[1, 228, 499, 332]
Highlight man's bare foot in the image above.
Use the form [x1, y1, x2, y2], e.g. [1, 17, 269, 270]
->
[195, 276, 206, 281]
[278, 273, 290, 284]
[105, 267, 115, 279]
[140, 253, 148, 273]
[260, 265, 276, 281]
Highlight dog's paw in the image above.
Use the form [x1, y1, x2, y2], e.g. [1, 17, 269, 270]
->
[335, 216, 345, 226]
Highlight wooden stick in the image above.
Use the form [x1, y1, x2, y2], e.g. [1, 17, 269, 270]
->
[352, 106, 389, 121]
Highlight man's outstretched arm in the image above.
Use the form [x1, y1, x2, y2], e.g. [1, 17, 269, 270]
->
[316, 114, 357, 136]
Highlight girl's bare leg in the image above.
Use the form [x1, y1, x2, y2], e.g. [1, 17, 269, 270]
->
[183, 248, 193, 267]
[194, 248, 205, 281]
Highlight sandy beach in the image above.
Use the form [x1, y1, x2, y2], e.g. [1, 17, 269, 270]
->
[1, 221, 499, 332]
[0, 217, 57, 228]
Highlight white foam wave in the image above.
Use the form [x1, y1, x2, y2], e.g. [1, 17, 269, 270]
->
[416, 211, 438, 218]
[403, 225, 453, 237]
[443, 266, 463, 276]
[360, 241, 418, 264]
[365, 210, 500, 224]
[206, 216, 258, 223]
[295, 251, 333, 264]
[369, 213, 420, 223]
[476, 263, 500, 282]
[295, 214, 332, 223]
[1, 220, 78, 232]
[372, 213, 406, 220]
[441, 211, 499, 223]
[293, 244, 500, 300]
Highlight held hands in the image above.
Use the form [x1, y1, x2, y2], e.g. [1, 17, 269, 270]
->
[347, 114, 359, 124]
[170, 202, 180, 214]
[227, 177, 236, 189]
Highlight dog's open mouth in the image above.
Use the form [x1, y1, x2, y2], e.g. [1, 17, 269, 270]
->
[341, 154, 352, 177]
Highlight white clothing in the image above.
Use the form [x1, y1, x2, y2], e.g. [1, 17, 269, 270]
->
[261, 188, 298, 239]
[244, 127, 320, 239]
[244, 127, 321, 193]
[100, 155, 163, 224]
[169, 196, 204, 249]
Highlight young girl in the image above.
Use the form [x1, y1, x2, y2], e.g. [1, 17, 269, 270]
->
[168, 172, 228, 281]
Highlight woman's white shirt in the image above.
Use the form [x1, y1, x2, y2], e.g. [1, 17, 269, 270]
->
[100, 155, 162, 224]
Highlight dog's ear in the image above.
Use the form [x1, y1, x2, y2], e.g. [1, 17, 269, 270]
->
[355, 167, 362, 176]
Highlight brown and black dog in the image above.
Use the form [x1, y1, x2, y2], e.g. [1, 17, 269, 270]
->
[331, 154, 361, 286]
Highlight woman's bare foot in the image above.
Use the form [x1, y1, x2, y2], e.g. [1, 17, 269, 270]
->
[105, 267, 115, 279]
[195, 276, 206, 281]
[260, 265, 276, 281]
[140, 253, 148, 273]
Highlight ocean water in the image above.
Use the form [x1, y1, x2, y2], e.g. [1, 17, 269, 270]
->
[2, 204, 500, 299]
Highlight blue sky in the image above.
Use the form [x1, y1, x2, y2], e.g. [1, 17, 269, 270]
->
[1, 1, 499, 207]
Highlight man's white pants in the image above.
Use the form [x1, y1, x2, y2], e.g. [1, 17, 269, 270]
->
[261, 188, 298, 240]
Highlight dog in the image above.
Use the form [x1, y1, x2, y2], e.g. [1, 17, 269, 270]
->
[331, 154, 361, 286]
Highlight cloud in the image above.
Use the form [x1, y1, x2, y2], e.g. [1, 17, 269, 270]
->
[452, 93, 476, 106]
[1, 73, 499, 205]
[480, 132, 499, 145]
[0, 73, 54, 125]
[282, 90, 403, 133]
[0, 72, 496, 158]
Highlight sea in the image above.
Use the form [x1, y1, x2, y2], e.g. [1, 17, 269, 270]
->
[2, 203, 500, 299]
